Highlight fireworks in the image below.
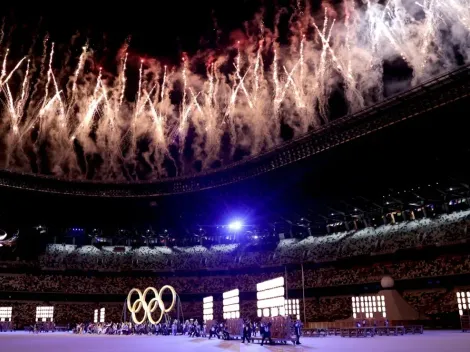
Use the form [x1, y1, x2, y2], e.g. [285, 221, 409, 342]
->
[0, 0, 469, 181]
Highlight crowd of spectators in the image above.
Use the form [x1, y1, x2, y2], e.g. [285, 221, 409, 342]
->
[403, 289, 458, 316]
[38, 211, 470, 272]
[2, 253, 470, 295]
[0, 210, 469, 329]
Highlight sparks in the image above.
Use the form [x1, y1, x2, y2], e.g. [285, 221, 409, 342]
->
[0, 0, 468, 180]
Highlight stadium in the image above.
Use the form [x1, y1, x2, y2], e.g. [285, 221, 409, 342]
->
[1, 1, 470, 351]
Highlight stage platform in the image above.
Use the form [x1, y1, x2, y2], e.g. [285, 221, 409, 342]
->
[0, 331, 469, 351]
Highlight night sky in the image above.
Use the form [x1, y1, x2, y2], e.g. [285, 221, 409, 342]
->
[1, 1, 293, 64]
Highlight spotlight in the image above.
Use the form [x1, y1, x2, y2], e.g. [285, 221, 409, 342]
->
[228, 220, 243, 231]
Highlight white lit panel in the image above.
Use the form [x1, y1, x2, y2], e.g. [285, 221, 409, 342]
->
[203, 296, 214, 322]
[36, 306, 54, 322]
[0, 307, 12, 322]
[285, 299, 300, 320]
[456, 291, 470, 316]
[257, 277, 285, 317]
[352, 296, 386, 319]
[223, 289, 240, 319]
[100, 308, 105, 323]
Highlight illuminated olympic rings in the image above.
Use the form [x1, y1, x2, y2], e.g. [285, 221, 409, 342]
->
[126, 285, 177, 324]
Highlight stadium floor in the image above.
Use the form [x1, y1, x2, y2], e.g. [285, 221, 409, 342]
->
[0, 331, 469, 351]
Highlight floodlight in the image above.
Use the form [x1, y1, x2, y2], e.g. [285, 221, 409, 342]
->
[228, 221, 243, 231]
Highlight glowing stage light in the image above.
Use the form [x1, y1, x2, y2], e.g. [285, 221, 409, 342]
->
[228, 221, 243, 231]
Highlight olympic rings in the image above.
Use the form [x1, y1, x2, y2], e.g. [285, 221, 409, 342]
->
[126, 286, 177, 324]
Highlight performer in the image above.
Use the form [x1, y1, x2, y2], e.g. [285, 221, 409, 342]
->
[221, 323, 230, 340]
[189, 322, 197, 337]
[202, 322, 207, 338]
[208, 324, 219, 339]
[242, 322, 251, 343]
[294, 320, 302, 345]
[260, 322, 273, 346]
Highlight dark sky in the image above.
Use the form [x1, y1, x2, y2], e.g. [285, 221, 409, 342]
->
[1, 1, 289, 63]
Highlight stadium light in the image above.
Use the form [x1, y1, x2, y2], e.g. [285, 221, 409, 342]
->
[228, 220, 243, 231]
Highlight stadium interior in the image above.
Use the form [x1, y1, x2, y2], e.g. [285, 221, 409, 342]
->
[1, 1, 470, 350]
